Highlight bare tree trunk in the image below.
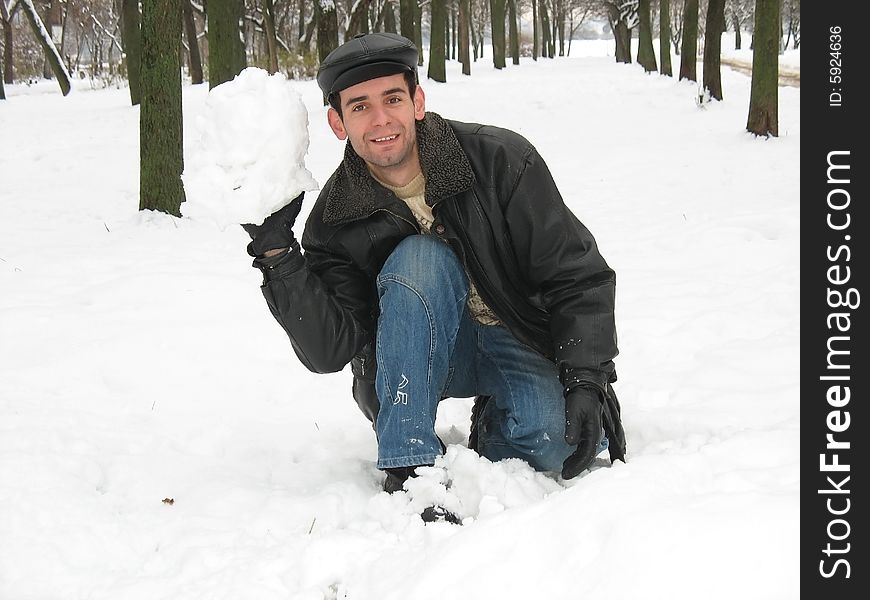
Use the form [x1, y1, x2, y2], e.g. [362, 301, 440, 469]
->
[2, 1, 15, 84]
[679, 0, 699, 81]
[183, 0, 204, 82]
[414, 1, 423, 65]
[208, 0, 246, 89]
[60, 2, 71, 72]
[381, 0, 398, 33]
[539, 0, 551, 58]
[315, 0, 338, 102]
[428, 0, 446, 81]
[346, 0, 373, 40]
[702, 0, 725, 100]
[659, 0, 672, 76]
[298, 0, 305, 43]
[746, 0, 778, 136]
[637, 0, 657, 72]
[301, 13, 316, 52]
[458, 0, 470, 74]
[471, 0, 482, 60]
[400, 0, 415, 41]
[140, 0, 185, 215]
[43, 0, 59, 79]
[489, 0, 506, 68]
[261, 0, 279, 73]
[532, 0, 538, 60]
[450, 4, 456, 59]
[732, 13, 742, 49]
[507, 0, 519, 65]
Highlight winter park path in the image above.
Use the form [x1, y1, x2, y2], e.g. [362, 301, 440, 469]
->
[721, 56, 801, 87]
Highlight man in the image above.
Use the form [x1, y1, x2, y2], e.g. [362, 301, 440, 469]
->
[244, 33, 625, 504]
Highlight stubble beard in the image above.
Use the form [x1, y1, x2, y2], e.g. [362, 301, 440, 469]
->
[359, 128, 417, 171]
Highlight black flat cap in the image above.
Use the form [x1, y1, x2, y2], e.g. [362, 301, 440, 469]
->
[317, 33, 418, 97]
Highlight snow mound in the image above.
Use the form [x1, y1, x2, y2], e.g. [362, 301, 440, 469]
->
[367, 445, 564, 527]
[181, 67, 319, 228]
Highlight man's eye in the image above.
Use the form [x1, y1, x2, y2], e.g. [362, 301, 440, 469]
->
[351, 104, 366, 112]
[387, 96, 401, 104]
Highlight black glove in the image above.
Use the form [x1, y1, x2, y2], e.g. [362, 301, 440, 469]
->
[242, 192, 304, 257]
[562, 386, 604, 479]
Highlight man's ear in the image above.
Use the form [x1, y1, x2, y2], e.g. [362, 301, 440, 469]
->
[327, 108, 347, 141]
[413, 85, 426, 120]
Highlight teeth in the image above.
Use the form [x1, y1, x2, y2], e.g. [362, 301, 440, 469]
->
[374, 135, 397, 142]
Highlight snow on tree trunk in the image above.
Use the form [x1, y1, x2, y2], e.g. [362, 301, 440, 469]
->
[140, 0, 186, 216]
[605, 1, 632, 64]
[746, 0, 779, 136]
[208, 0, 246, 90]
[679, 0, 699, 81]
[345, 0, 372, 40]
[18, 0, 71, 95]
[428, 0, 447, 82]
[702, 0, 725, 100]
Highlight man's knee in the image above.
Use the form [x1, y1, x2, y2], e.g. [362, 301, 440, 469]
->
[377, 235, 467, 300]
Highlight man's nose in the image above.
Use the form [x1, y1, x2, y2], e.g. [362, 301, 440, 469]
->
[368, 104, 391, 127]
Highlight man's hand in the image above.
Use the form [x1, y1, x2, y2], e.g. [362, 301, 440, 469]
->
[242, 193, 305, 257]
[562, 386, 604, 479]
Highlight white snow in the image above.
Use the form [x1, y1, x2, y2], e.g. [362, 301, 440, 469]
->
[181, 67, 318, 228]
[0, 41, 799, 599]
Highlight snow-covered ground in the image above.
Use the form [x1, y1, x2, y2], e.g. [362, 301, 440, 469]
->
[0, 41, 799, 599]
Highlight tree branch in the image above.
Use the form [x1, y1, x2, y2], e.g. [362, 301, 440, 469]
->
[90, 14, 124, 54]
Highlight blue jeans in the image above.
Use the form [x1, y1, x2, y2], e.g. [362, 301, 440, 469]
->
[374, 235, 605, 472]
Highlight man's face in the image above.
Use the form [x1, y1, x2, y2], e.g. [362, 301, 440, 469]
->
[327, 73, 426, 181]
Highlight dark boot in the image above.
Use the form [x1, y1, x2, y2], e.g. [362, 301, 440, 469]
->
[383, 465, 422, 493]
[382, 466, 462, 524]
[420, 505, 462, 525]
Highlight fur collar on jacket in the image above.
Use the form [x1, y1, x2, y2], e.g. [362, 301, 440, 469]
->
[322, 111, 475, 226]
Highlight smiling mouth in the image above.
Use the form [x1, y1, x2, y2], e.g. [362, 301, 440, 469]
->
[371, 134, 399, 143]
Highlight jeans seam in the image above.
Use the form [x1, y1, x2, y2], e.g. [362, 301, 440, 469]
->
[476, 327, 518, 438]
[377, 273, 437, 392]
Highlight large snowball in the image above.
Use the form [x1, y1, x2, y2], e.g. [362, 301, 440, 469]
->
[181, 67, 319, 228]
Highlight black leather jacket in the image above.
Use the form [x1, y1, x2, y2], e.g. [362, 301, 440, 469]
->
[255, 112, 625, 461]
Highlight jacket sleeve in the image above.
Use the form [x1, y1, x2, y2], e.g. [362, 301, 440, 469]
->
[502, 143, 618, 393]
[256, 236, 373, 374]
